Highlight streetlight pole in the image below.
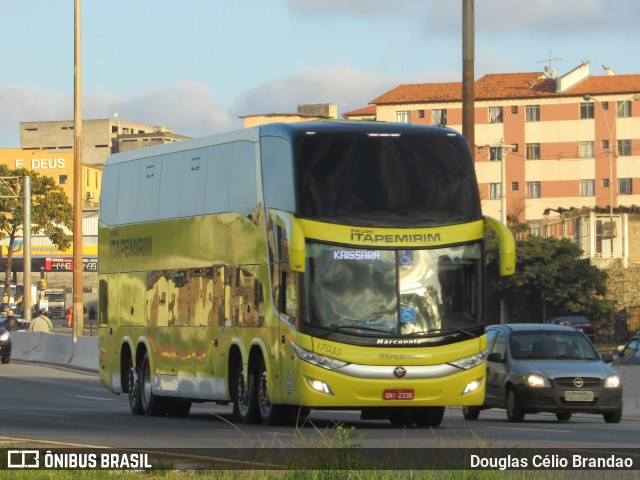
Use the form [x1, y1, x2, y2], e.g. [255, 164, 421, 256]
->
[73, 0, 84, 340]
[583, 94, 640, 258]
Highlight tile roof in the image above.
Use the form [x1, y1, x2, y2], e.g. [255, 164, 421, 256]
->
[370, 72, 640, 105]
[343, 105, 376, 116]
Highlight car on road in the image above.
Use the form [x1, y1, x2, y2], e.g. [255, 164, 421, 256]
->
[462, 323, 622, 423]
[612, 335, 640, 366]
[0, 326, 11, 364]
[548, 316, 596, 342]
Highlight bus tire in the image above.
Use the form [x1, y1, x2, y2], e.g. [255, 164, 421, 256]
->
[462, 406, 481, 420]
[257, 357, 288, 426]
[140, 352, 167, 416]
[127, 355, 143, 415]
[234, 357, 258, 424]
[412, 406, 445, 427]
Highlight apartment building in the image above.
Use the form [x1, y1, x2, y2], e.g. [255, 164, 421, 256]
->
[20, 119, 177, 166]
[370, 63, 640, 225]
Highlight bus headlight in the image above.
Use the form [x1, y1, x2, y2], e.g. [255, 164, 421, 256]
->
[0, 332, 9, 342]
[291, 341, 349, 370]
[448, 349, 488, 370]
[462, 378, 483, 395]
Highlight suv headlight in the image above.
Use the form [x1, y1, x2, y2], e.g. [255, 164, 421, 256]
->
[604, 374, 621, 388]
[0, 332, 9, 341]
[291, 341, 349, 370]
[448, 348, 488, 370]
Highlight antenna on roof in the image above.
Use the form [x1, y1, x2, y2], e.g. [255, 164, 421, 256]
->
[537, 50, 563, 77]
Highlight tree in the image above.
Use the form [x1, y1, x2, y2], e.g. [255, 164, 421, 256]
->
[486, 232, 613, 325]
[0, 165, 73, 295]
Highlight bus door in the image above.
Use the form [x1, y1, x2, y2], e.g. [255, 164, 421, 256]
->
[98, 275, 121, 391]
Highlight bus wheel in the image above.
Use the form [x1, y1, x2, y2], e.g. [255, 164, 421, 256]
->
[257, 357, 288, 426]
[140, 352, 167, 416]
[412, 406, 445, 427]
[234, 358, 258, 424]
[127, 356, 143, 415]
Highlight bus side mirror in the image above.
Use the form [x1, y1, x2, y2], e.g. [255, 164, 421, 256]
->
[484, 216, 516, 277]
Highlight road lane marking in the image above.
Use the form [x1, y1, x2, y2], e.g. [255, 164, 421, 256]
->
[23, 412, 71, 418]
[487, 426, 572, 433]
[76, 395, 113, 401]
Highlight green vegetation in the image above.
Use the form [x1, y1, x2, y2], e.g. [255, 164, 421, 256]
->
[485, 229, 613, 325]
[0, 165, 72, 294]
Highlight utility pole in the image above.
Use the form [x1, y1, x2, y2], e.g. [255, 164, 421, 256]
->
[73, 0, 84, 341]
[22, 177, 31, 320]
[462, 0, 475, 159]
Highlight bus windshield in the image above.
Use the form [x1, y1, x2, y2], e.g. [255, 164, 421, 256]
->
[303, 242, 482, 337]
[295, 132, 482, 227]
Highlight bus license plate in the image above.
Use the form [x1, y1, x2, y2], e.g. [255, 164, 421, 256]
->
[383, 389, 414, 400]
[565, 390, 594, 402]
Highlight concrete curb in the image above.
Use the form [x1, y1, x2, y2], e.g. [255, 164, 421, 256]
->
[10, 331, 98, 372]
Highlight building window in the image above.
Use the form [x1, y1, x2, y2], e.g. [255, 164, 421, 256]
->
[489, 107, 503, 123]
[511, 182, 519, 191]
[603, 178, 610, 188]
[511, 106, 518, 114]
[526, 143, 540, 160]
[511, 143, 519, 153]
[618, 100, 632, 118]
[489, 183, 502, 199]
[525, 105, 540, 122]
[579, 141, 594, 158]
[59, 175, 68, 185]
[580, 180, 595, 197]
[396, 111, 410, 123]
[580, 102, 594, 119]
[617, 139, 632, 156]
[431, 109, 446, 126]
[489, 147, 503, 161]
[417, 110, 425, 119]
[618, 178, 633, 195]
[580, 102, 593, 118]
[602, 139, 610, 151]
[526, 181, 541, 198]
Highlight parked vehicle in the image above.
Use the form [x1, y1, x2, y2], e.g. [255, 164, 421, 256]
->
[612, 335, 640, 366]
[548, 316, 596, 342]
[0, 326, 11, 364]
[462, 323, 622, 423]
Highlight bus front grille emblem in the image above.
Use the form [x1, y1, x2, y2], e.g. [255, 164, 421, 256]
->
[393, 366, 407, 379]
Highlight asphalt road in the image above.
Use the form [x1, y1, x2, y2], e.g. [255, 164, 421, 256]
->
[1, 361, 638, 453]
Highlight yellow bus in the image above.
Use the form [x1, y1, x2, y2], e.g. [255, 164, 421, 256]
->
[98, 121, 515, 426]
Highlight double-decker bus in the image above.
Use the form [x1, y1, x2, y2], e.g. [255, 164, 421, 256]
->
[98, 121, 515, 426]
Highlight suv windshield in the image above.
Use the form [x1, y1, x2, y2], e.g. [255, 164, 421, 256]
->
[303, 242, 482, 337]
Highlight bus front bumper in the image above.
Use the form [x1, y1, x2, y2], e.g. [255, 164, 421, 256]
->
[294, 361, 486, 408]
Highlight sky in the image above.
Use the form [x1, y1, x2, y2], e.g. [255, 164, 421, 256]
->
[2, 0, 640, 147]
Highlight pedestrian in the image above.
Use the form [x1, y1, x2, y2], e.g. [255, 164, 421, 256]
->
[5, 310, 19, 332]
[66, 305, 73, 328]
[30, 308, 53, 333]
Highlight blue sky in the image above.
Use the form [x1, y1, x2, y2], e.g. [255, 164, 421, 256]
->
[2, 0, 640, 147]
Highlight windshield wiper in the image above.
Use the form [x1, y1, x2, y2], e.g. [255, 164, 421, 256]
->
[317, 324, 395, 338]
[428, 325, 479, 339]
